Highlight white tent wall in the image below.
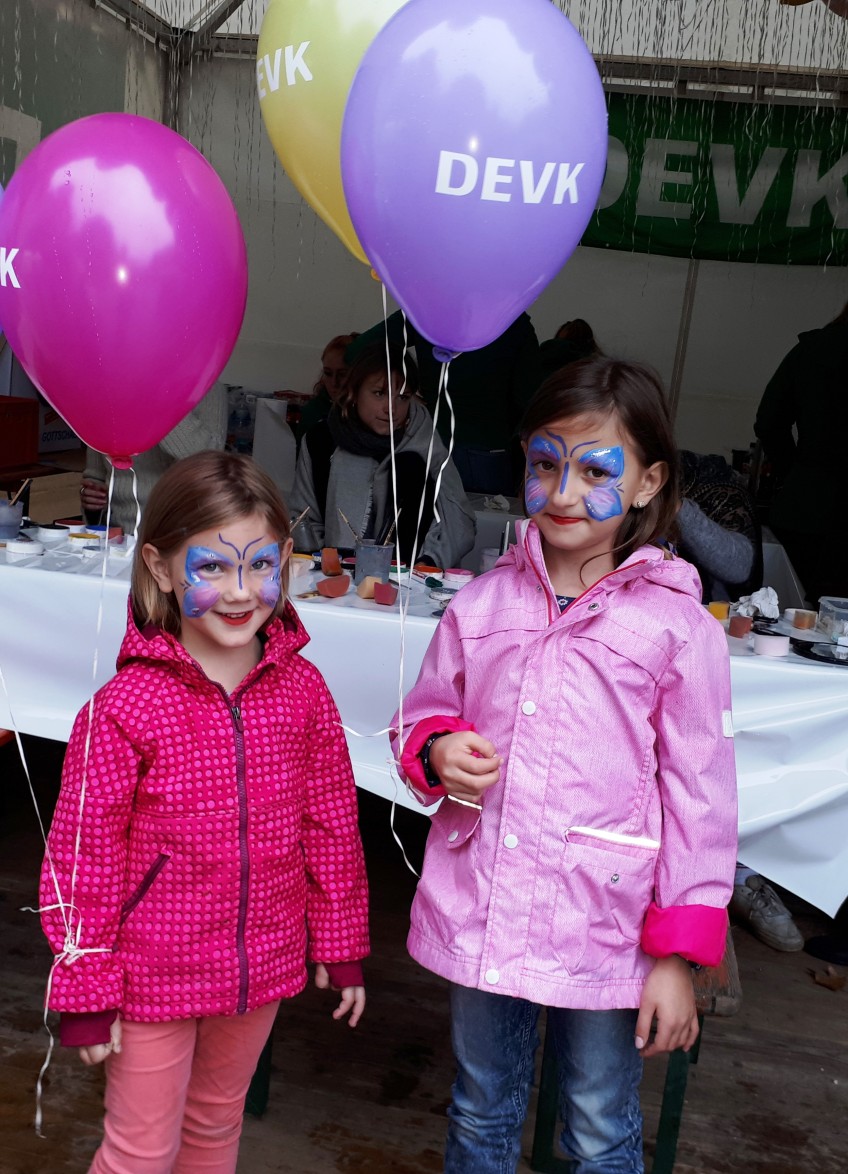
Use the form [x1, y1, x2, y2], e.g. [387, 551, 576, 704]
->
[176, 53, 382, 398]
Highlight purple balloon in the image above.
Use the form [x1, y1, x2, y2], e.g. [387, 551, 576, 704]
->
[0, 115, 247, 466]
[341, 0, 608, 356]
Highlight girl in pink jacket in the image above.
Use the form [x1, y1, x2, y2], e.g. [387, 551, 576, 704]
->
[41, 451, 369, 1174]
[393, 357, 737, 1173]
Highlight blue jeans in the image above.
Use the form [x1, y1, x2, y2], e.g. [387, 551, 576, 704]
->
[445, 984, 643, 1174]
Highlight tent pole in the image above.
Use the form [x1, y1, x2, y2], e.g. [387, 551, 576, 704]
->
[668, 258, 699, 422]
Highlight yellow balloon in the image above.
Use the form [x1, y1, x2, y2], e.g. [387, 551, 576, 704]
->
[257, 0, 410, 265]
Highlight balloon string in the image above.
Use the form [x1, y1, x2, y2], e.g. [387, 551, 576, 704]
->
[29, 464, 117, 1134]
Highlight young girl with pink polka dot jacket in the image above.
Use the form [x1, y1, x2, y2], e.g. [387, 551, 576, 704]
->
[41, 451, 369, 1173]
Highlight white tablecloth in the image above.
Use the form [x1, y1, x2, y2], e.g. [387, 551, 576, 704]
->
[2, 545, 847, 916]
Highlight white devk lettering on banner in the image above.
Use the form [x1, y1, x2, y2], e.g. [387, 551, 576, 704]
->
[435, 151, 585, 204]
[256, 42, 313, 99]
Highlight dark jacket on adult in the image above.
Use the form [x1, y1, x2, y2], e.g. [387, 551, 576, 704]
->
[755, 318, 848, 536]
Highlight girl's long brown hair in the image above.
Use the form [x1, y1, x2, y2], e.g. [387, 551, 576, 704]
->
[520, 356, 680, 571]
[132, 451, 292, 635]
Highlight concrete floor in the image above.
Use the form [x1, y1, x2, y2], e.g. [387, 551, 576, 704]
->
[1, 737, 847, 1174]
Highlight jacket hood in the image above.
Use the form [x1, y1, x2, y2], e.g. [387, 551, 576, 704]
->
[117, 598, 311, 681]
[505, 518, 703, 604]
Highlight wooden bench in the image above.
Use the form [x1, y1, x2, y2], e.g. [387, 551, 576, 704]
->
[530, 930, 742, 1174]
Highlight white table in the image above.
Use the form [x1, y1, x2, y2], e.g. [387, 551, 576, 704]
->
[2, 544, 848, 917]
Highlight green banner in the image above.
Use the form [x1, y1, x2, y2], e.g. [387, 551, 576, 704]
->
[582, 93, 848, 265]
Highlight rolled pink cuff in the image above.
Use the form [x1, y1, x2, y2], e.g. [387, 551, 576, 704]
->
[399, 715, 476, 799]
[59, 1009, 118, 1048]
[324, 960, 364, 989]
[641, 901, 728, 967]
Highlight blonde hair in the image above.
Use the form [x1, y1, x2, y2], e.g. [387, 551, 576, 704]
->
[312, 332, 359, 396]
[132, 451, 292, 635]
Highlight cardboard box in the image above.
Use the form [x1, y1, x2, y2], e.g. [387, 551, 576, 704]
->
[36, 401, 79, 452]
[0, 349, 80, 453]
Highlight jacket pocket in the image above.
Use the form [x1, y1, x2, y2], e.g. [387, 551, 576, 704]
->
[413, 801, 482, 950]
[549, 828, 659, 976]
[120, 852, 171, 926]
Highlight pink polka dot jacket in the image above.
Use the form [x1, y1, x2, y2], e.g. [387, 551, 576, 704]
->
[40, 601, 369, 1028]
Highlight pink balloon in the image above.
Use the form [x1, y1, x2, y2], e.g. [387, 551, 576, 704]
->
[0, 114, 247, 467]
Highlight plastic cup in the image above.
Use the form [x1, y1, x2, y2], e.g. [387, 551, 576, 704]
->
[0, 500, 23, 540]
[354, 539, 393, 585]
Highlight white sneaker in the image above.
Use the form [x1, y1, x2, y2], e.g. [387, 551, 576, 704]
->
[729, 875, 804, 951]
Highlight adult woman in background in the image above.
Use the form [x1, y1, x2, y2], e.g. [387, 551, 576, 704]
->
[296, 333, 359, 443]
[290, 345, 475, 570]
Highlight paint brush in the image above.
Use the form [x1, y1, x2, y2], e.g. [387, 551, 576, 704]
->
[337, 508, 360, 542]
[381, 508, 402, 547]
[290, 506, 311, 533]
[8, 478, 31, 507]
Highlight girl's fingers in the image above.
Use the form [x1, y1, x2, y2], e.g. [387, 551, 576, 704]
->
[332, 990, 354, 1020]
[462, 753, 502, 776]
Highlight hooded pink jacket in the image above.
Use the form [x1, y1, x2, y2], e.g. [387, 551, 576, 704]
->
[41, 602, 369, 1026]
[394, 523, 737, 1011]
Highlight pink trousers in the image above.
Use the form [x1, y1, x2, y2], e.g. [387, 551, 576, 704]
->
[88, 1001, 279, 1174]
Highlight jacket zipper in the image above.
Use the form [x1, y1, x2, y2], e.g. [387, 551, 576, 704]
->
[213, 665, 271, 1016]
[567, 825, 660, 850]
[230, 699, 250, 1014]
[119, 852, 171, 925]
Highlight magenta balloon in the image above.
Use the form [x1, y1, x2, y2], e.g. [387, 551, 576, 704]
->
[341, 0, 608, 356]
[0, 114, 247, 466]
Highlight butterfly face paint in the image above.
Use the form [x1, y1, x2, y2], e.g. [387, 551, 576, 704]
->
[182, 537, 281, 619]
[579, 445, 625, 521]
[524, 429, 626, 520]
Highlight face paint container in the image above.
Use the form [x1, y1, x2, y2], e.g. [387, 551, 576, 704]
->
[442, 568, 475, 591]
[752, 631, 790, 657]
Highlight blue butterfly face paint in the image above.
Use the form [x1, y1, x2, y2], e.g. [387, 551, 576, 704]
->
[524, 429, 626, 521]
[183, 545, 228, 618]
[181, 536, 282, 619]
[579, 446, 625, 521]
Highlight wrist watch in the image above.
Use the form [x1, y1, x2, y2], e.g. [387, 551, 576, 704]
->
[418, 733, 447, 789]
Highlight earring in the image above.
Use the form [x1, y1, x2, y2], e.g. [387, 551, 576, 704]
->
[634, 499, 647, 509]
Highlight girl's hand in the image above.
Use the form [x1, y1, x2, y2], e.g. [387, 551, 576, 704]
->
[430, 731, 501, 804]
[314, 963, 366, 1028]
[79, 1017, 122, 1067]
[635, 955, 699, 1059]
